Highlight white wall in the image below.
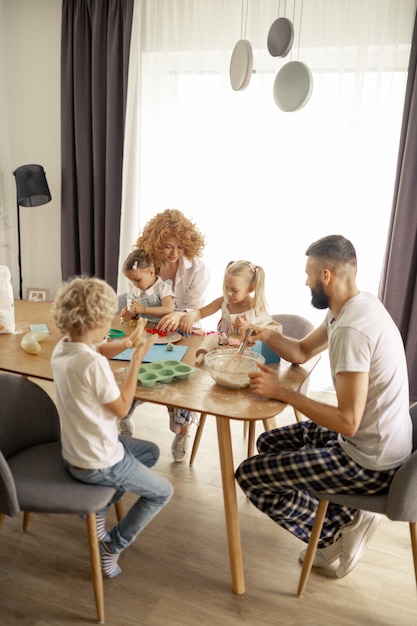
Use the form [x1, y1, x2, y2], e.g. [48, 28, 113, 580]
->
[0, 0, 61, 300]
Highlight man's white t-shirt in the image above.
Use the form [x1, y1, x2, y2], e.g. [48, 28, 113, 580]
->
[51, 338, 124, 469]
[324, 291, 412, 470]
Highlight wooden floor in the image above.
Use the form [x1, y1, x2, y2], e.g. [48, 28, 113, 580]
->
[0, 382, 416, 625]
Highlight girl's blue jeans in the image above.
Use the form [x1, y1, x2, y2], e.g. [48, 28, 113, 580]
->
[64, 436, 173, 554]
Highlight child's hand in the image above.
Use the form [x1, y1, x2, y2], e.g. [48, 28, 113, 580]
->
[179, 313, 195, 335]
[126, 318, 148, 349]
[120, 306, 134, 322]
[128, 300, 144, 315]
[235, 314, 250, 330]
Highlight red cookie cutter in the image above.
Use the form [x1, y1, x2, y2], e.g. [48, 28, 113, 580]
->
[145, 328, 168, 337]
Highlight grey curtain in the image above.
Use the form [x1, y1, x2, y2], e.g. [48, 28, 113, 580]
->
[379, 10, 417, 401]
[60, 0, 134, 289]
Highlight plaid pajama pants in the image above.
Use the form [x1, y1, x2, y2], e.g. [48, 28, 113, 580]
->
[235, 420, 397, 548]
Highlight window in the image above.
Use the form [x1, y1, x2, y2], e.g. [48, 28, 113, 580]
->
[122, 0, 415, 329]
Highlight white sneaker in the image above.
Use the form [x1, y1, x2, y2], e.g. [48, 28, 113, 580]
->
[336, 510, 381, 578]
[171, 433, 190, 462]
[119, 416, 135, 437]
[299, 537, 342, 567]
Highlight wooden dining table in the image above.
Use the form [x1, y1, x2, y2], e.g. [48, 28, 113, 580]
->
[1, 300, 319, 595]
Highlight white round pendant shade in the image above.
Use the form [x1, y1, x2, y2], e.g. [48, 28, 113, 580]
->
[230, 39, 253, 91]
[273, 61, 313, 112]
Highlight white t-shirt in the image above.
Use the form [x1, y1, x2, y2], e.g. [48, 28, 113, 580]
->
[324, 291, 412, 470]
[51, 337, 124, 469]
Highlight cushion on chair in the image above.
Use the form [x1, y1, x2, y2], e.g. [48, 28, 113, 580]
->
[311, 491, 388, 515]
[7, 441, 116, 515]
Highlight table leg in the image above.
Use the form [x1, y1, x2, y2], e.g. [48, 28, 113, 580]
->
[247, 422, 256, 458]
[216, 416, 245, 595]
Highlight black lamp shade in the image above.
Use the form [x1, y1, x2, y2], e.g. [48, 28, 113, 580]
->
[13, 164, 51, 207]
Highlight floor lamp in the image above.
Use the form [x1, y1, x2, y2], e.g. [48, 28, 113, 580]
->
[13, 164, 52, 300]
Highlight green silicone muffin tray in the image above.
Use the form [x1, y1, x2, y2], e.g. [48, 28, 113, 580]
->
[138, 360, 197, 387]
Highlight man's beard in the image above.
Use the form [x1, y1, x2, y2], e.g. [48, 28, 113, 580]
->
[310, 280, 329, 309]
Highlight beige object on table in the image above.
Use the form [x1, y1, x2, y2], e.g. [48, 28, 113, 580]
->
[195, 333, 220, 364]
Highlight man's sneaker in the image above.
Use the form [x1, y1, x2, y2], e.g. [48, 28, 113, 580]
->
[336, 510, 381, 578]
[119, 416, 135, 437]
[299, 536, 342, 567]
[171, 433, 190, 462]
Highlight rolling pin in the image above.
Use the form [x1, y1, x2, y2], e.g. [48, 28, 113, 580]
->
[195, 333, 220, 365]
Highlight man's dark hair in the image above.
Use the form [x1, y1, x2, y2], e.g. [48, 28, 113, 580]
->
[305, 235, 357, 268]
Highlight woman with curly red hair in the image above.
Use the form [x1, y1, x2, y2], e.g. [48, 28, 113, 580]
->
[122, 209, 210, 462]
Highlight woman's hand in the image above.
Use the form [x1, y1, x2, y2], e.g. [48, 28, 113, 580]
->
[157, 310, 186, 333]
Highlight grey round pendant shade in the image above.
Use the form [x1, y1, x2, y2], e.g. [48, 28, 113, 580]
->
[267, 17, 294, 57]
[229, 39, 253, 91]
[273, 61, 313, 112]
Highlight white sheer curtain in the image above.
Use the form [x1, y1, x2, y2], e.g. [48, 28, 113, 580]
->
[120, 0, 415, 333]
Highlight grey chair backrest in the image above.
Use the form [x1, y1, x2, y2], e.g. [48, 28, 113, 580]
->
[272, 313, 314, 339]
[385, 403, 417, 521]
[0, 372, 60, 460]
[118, 293, 127, 314]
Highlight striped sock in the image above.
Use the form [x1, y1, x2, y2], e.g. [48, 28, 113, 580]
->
[96, 514, 109, 541]
[99, 541, 122, 578]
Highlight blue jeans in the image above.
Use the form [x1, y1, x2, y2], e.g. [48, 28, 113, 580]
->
[65, 437, 173, 553]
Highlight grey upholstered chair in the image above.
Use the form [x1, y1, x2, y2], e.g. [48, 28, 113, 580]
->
[189, 313, 315, 464]
[297, 403, 417, 597]
[271, 314, 315, 424]
[0, 372, 123, 623]
[118, 292, 127, 314]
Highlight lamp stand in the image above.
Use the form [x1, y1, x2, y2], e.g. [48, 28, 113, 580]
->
[16, 202, 23, 300]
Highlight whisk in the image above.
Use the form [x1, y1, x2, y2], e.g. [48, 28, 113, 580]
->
[226, 328, 254, 368]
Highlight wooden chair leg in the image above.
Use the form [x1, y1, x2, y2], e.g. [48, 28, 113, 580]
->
[243, 420, 249, 438]
[0, 513, 4, 531]
[293, 408, 303, 422]
[23, 511, 31, 531]
[115, 499, 124, 522]
[189, 412, 207, 465]
[409, 521, 417, 589]
[262, 417, 277, 431]
[297, 499, 329, 597]
[247, 422, 256, 457]
[86, 513, 105, 624]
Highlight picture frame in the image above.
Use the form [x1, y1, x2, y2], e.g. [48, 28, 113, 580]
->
[26, 288, 50, 302]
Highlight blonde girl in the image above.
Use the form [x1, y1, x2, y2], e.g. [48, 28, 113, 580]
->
[179, 260, 272, 334]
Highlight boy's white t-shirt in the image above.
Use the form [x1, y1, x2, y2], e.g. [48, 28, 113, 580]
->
[51, 337, 124, 469]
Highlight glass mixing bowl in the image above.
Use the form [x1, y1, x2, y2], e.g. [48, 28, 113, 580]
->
[204, 348, 265, 389]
